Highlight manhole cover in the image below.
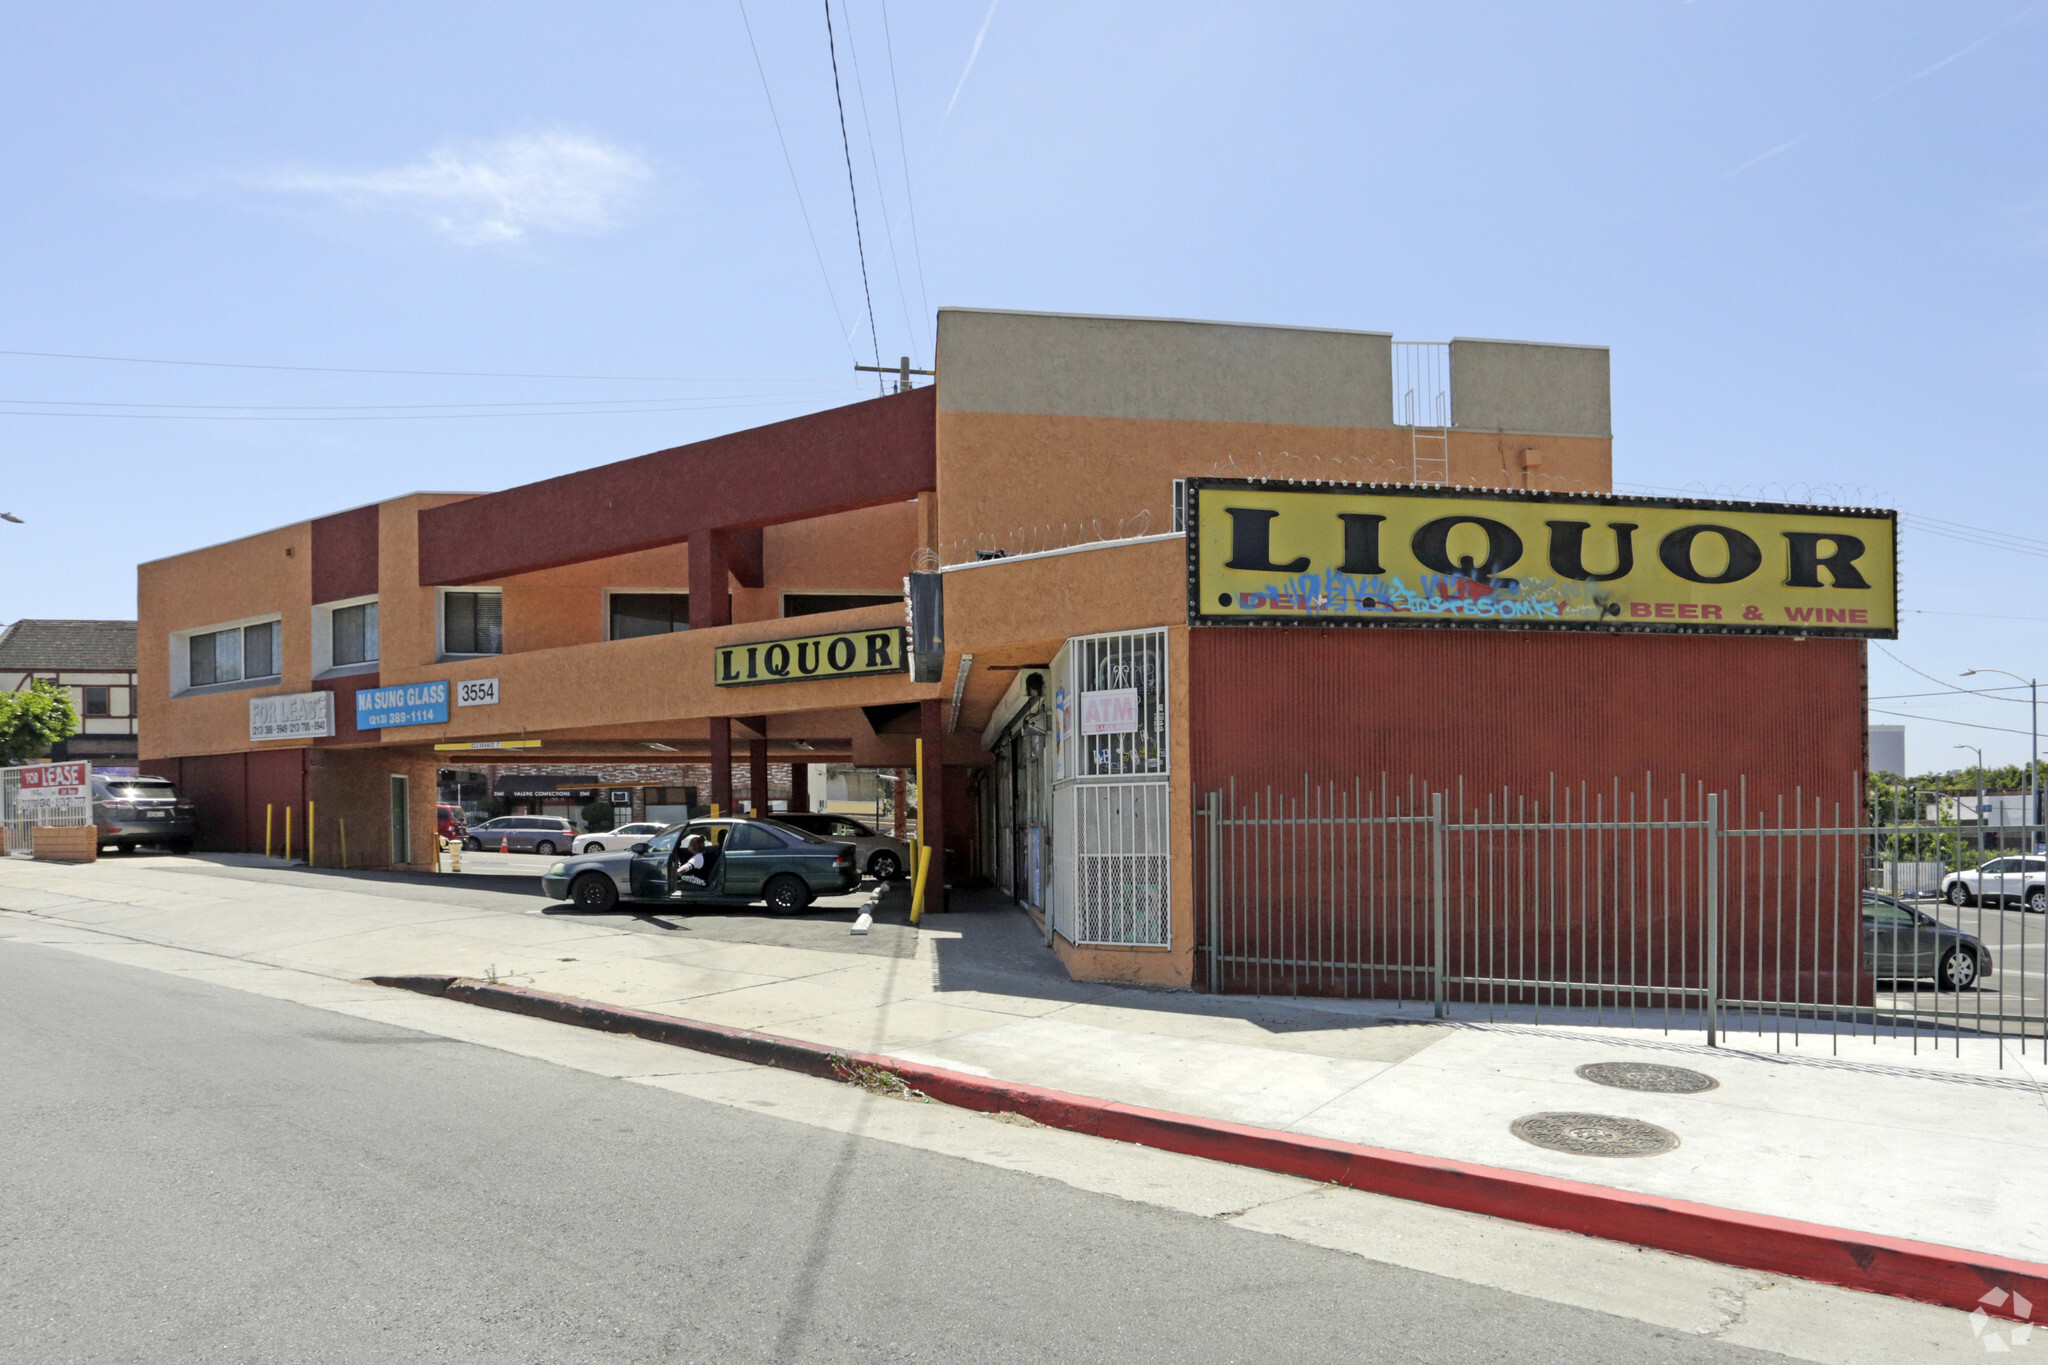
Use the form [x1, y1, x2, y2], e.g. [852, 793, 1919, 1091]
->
[1575, 1061, 1719, 1094]
[1511, 1112, 1679, 1157]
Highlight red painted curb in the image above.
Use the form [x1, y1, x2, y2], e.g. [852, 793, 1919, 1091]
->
[369, 974, 2044, 1321]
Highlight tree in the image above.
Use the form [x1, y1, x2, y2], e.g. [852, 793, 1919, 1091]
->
[0, 679, 78, 765]
[579, 798, 616, 833]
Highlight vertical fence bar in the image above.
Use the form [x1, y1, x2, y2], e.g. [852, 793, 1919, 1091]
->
[1204, 793, 1219, 994]
[1706, 793, 1721, 1047]
[1431, 790, 1447, 1019]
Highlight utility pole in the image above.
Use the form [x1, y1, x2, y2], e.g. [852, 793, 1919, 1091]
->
[855, 356, 935, 393]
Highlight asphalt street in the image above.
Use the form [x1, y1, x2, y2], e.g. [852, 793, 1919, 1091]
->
[0, 939, 1785, 1365]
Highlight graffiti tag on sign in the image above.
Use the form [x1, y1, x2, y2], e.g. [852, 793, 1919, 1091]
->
[1080, 688, 1140, 735]
[715, 627, 906, 687]
[1186, 479, 1898, 639]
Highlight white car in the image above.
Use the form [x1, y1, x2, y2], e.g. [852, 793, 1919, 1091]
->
[572, 822, 670, 856]
[1941, 855, 2048, 912]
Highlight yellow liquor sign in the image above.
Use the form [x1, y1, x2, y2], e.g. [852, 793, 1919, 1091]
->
[714, 627, 907, 687]
[1187, 480, 1897, 638]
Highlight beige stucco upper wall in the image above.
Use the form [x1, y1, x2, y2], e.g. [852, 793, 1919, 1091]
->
[1450, 338, 1611, 438]
[937, 309, 1394, 428]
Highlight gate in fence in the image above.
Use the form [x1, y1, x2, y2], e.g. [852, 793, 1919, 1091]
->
[1, 760, 96, 856]
[1200, 777, 2045, 1060]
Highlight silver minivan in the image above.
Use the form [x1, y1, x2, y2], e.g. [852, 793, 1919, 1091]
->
[464, 815, 576, 855]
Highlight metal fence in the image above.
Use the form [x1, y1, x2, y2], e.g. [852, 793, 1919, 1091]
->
[1, 763, 96, 856]
[1200, 776, 2046, 1061]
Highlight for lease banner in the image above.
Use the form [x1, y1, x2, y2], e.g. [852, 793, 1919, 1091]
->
[714, 627, 906, 687]
[1187, 480, 1897, 639]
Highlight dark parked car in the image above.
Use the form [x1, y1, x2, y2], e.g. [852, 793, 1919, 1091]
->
[1863, 891, 1993, 991]
[541, 816, 859, 914]
[437, 804, 467, 842]
[465, 815, 575, 855]
[92, 773, 196, 854]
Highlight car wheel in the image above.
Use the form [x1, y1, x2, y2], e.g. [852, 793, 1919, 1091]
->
[569, 872, 618, 913]
[464, 837, 482, 851]
[764, 874, 813, 916]
[2029, 887, 2047, 914]
[167, 838, 193, 855]
[868, 850, 902, 882]
[112, 842, 135, 855]
[535, 840, 557, 856]
[1936, 947, 1980, 991]
[1947, 882, 1974, 907]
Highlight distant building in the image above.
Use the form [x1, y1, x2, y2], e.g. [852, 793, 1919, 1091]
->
[1869, 724, 1906, 776]
[0, 619, 139, 765]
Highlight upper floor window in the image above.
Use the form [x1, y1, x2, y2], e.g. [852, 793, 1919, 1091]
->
[189, 620, 279, 687]
[443, 591, 502, 656]
[610, 592, 690, 639]
[83, 686, 110, 717]
[783, 592, 904, 619]
[333, 602, 379, 667]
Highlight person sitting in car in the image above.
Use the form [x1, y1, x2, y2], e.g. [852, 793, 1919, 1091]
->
[675, 833, 717, 888]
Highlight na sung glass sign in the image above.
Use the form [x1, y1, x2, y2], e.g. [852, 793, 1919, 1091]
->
[355, 680, 450, 729]
[1186, 479, 1898, 639]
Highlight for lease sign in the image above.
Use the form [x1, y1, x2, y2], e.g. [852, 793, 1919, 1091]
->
[1187, 480, 1897, 639]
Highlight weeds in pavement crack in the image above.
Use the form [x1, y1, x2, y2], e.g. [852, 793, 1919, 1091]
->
[828, 1054, 931, 1103]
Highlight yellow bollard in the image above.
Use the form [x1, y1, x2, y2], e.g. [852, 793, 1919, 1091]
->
[709, 802, 720, 818]
[909, 844, 933, 925]
[340, 818, 349, 870]
[309, 801, 316, 868]
[265, 804, 274, 859]
[284, 806, 293, 864]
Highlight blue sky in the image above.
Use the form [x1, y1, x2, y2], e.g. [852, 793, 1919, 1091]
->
[3, 2, 2044, 773]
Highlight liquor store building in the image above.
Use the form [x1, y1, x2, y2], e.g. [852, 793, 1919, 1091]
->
[138, 309, 1890, 996]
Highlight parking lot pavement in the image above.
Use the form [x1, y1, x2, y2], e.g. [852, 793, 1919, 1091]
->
[4, 851, 2046, 1269]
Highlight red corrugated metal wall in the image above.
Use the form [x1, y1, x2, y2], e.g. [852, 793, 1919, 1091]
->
[142, 749, 308, 852]
[1189, 627, 1867, 1000]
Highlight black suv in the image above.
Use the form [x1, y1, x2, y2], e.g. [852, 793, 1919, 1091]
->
[92, 774, 197, 854]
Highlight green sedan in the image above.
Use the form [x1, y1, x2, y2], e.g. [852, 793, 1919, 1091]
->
[540, 816, 860, 915]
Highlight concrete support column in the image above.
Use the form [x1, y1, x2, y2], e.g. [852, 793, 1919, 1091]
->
[748, 738, 769, 817]
[788, 761, 809, 813]
[708, 717, 733, 813]
[919, 698, 946, 911]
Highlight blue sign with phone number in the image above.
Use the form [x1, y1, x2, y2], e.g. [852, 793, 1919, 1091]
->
[355, 680, 449, 729]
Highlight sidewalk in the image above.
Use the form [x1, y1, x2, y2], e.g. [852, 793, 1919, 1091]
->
[2, 852, 2043, 1268]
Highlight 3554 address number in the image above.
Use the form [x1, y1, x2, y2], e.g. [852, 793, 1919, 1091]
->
[456, 678, 500, 707]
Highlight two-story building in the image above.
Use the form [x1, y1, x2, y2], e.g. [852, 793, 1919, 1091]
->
[0, 618, 140, 765]
[138, 308, 1886, 992]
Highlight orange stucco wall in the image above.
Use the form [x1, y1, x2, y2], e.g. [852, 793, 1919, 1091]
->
[934, 410, 1611, 567]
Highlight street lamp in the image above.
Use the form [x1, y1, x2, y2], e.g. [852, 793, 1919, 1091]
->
[1963, 668, 2039, 851]
[1955, 744, 1986, 857]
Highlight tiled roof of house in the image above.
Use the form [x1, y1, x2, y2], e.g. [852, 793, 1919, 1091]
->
[0, 619, 138, 672]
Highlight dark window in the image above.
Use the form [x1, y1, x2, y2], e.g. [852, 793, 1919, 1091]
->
[727, 823, 786, 851]
[646, 829, 682, 854]
[834, 819, 874, 837]
[333, 602, 379, 666]
[242, 621, 280, 678]
[444, 592, 503, 655]
[782, 592, 904, 619]
[82, 686, 110, 717]
[609, 592, 688, 639]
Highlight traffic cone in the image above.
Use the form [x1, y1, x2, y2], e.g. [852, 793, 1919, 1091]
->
[499, 835, 509, 853]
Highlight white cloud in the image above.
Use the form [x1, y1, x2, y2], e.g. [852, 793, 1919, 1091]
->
[251, 132, 653, 245]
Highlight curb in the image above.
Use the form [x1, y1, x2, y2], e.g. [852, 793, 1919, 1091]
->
[369, 973, 2044, 1321]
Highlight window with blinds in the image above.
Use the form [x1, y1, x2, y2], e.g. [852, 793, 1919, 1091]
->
[443, 591, 503, 655]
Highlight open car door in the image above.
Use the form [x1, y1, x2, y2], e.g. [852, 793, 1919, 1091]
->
[628, 828, 682, 899]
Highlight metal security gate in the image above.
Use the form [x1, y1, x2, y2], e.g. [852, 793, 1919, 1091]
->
[2, 761, 95, 856]
[1201, 776, 2048, 1060]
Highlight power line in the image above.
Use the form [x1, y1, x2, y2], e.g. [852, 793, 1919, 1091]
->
[0, 346, 854, 384]
[822, 0, 882, 390]
[0, 396, 838, 423]
[1874, 644, 2028, 702]
[1871, 685, 2033, 700]
[838, 0, 920, 369]
[737, 0, 860, 365]
[1869, 707, 2037, 738]
[878, 0, 934, 362]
